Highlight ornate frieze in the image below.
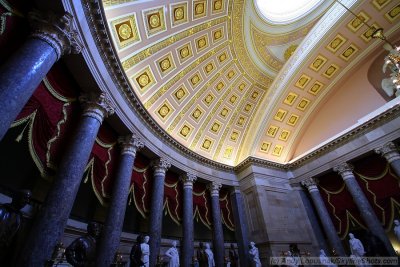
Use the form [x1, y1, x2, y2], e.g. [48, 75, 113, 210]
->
[79, 92, 115, 123]
[29, 11, 83, 60]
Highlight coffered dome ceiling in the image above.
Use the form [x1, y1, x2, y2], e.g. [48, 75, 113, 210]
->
[101, 0, 400, 165]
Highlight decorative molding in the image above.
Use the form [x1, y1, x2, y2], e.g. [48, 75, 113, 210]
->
[29, 10, 83, 60]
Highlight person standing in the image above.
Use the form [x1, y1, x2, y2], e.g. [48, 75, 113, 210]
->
[141, 236, 150, 267]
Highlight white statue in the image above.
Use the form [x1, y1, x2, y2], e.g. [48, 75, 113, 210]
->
[349, 233, 365, 257]
[204, 243, 215, 267]
[394, 219, 400, 241]
[285, 251, 298, 267]
[249, 242, 261, 267]
[141, 235, 150, 267]
[319, 249, 337, 267]
[165, 240, 179, 267]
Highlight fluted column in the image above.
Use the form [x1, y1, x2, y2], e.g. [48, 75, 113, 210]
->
[181, 173, 197, 267]
[17, 93, 114, 266]
[208, 181, 224, 267]
[0, 11, 82, 141]
[301, 178, 346, 256]
[334, 163, 396, 256]
[230, 188, 250, 266]
[97, 135, 144, 267]
[375, 142, 400, 178]
[149, 158, 171, 267]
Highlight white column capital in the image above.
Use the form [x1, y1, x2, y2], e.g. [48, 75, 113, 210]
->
[301, 178, 319, 193]
[180, 173, 197, 189]
[152, 158, 171, 176]
[375, 142, 400, 163]
[333, 162, 354, 181]
[118, 134, 144, 157]
[207, 181, 222, 197]
[79, 92, 115, 123]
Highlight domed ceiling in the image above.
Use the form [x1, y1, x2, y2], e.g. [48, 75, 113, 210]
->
[101, 0, 400, 165]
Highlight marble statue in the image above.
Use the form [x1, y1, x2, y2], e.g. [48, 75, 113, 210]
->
[319, 249, 337, 267]
[394, 219, 400, 242]
[0, 190, 31, 262]
[204, 243, 215, 267]
[141, 235, 150, 267]
[130, 234, 143, 267]
[229, 243, 238, 267]
[349, 233, 365, 257]
[65, 221, 102, 267]
[197, 242, 207, 267]
[165, 240, 179, 267]
[249, 242, 261, 267]
[285, 251, 298, 267]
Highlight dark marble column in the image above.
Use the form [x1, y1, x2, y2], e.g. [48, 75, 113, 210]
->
[181, 173, 197, 267]
[96, 135, 144, 267]
[0, 11, 82, 141]
[208, 181, 225, 267]
[301, 178, 346, 257]
[149, 158, 171, 267]
[296, 187, 329, 253]
[375, 141, 400, 178]
[230, 188, 250, 267]
[17, 93, 114, 266]
[334, 163, 397, 257]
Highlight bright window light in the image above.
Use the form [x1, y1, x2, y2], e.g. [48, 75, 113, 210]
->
[255, 0, 323, 23]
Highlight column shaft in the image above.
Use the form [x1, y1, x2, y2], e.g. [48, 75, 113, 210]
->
[96, 136, 143, 267]
[209, 182, 224, 267]
[230, 189, 250, 267]
[149, 159, 170, 267]
[0, 39, 57, 141]
[17, 94, 113, 266]
[0, 11, 81, 141]
[181, 174, 196, 267]
[308, 190, 346, 256]
[375, 142, 400, 178]
[339, 170, 396, 256]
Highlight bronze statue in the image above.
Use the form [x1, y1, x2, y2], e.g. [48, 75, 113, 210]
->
[65, 221, 102, 267]
[197, 242, 207, 267]
[130, 234, 144, 267]
[0, 190, 31, 263]
[229, 244, 238, 267]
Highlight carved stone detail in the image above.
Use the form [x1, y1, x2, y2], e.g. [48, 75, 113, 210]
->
[152, 158, 171, 176]
[180, 173, 197, 189]
[333, 162, 354, 180]
[375, 142, 400, 163]
[79, 92, 115, 123]
[29, 11, 83, 60]
[118, 134, 144, 157]
[301, 178, 318, 192]
[207, 181, 222, 197]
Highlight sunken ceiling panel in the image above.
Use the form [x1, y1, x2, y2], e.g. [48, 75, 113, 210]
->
[252, 0, 400, 163]
[103, 0, 267, 165]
